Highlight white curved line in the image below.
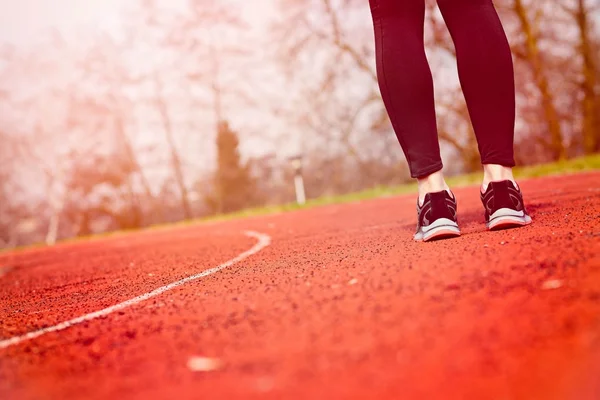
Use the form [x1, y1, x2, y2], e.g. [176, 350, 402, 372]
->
[0, 231, 271, 350]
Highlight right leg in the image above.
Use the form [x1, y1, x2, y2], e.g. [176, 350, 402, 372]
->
[368, 0, 448, 203]
[437, 0, 531, 230]
[369, 0, 459, 241]
[436, 0, 517, 191]
[368, 0, 442, 179]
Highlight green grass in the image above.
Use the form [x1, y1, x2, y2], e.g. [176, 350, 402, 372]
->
[3, 154, 599, 253]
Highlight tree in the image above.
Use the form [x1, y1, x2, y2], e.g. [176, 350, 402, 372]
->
[570, 0, 599, 153]
[207, 121, 257, 214]
[79, 37, 156, 219]
[270, 0, 407, 188]
[128, 0, 196, 220]
[62, 149, 141, 236]
[509, 0, 566, 159]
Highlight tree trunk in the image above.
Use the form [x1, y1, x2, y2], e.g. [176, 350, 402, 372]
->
[513, 0, 565, 159]
[575, 0, 599, 153]
[153, 73, 193, 219]
[116, 115, 154, 202]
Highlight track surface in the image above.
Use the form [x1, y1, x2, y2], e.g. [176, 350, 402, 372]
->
[1, 172, 600, 400]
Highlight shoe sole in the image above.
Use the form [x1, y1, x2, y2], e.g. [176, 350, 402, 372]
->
[414, 218, 461, 242]
[487, 208, 532, 231]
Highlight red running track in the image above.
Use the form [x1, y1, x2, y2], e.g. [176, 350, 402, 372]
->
[1, 172, 600, 400]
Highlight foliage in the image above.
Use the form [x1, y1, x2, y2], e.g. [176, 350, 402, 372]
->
[206, 121, 258, 214]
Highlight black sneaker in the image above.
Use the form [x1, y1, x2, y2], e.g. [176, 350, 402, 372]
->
[480, 180, 532, 230]
[414, 190, 461, 242]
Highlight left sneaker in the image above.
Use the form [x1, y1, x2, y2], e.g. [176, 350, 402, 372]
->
[413, 190, 461, 242]
[480, 180, 532, 230]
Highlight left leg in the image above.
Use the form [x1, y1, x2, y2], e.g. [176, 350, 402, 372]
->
[438, 0, 531, 229]
[437, 0, 516, 189]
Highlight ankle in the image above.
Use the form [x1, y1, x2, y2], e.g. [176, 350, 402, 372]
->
[417, 170, 450, 205]
[482, 164, 517, 192]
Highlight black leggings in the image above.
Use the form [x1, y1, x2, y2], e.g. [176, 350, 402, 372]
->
[369, 0, 516, 178]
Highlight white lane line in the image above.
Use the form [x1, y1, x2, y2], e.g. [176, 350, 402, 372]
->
[0, 231, 271, 350]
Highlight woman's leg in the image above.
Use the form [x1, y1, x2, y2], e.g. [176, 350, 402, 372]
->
[438, 0, 531, 230]
[437, 0, 517, 189]
[369, 0, 460, 242]
[368, 0, 444, 181]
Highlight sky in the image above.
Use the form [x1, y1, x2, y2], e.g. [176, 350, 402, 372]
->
[0, 0, 127, 45]
[0, 0, 274, 46]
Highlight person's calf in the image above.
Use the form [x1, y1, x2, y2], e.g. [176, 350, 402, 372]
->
[417, 170, 451, 206]
[482, 164, 517, 193]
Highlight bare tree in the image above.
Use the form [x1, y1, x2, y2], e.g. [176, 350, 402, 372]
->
[120, 0, 196, 219]
[151, 72, 193, 218]
[567, 0, 599, 153]
[510, 0, 566, 159]
[79, 38, 156, 207]
[271, 0, 403, 176]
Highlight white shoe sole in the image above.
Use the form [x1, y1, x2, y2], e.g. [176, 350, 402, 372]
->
[414, 218, 461, 242]
[487, 208, 532, 230]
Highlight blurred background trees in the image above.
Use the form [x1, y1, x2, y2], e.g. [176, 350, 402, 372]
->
[0, 0, 598, 248]
[206, 121, 259, 213]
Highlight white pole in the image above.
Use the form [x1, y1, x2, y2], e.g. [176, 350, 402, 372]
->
[290, 156, 306, 205]
[45, 164, 64, 246]
[45, 213, 59, 246]
[294, 174, 306, 205]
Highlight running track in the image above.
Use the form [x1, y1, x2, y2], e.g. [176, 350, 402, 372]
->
[1, 172, 599, 400]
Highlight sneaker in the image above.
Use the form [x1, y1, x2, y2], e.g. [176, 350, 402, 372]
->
[413, 190, 461, 242]
[480, 180, 532, 230]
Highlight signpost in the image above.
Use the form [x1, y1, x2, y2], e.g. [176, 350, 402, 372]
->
[289, 155, 306, 205]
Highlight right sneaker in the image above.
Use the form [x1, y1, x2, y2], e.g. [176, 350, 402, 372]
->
[413, 190, 461, 242]
[480, 180, 532, 230]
